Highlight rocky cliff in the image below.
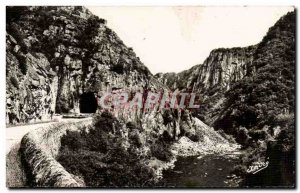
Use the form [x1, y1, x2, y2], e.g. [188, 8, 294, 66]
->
[155, 46, 257, 124]
[6, 6, 159, 124]
[156, 46, 256, 92]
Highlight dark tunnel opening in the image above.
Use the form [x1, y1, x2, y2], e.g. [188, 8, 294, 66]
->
[79, 92, 98, 113]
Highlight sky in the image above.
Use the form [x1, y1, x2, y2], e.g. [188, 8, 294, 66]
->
[87, 6, 294, 74]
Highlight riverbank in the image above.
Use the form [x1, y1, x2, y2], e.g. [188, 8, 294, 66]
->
[145, 136, 242, 188]
[145, 117, 241, 186]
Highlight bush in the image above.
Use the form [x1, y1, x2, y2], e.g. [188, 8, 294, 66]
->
[188, 134, 200, 142]
[58, 144, 155, 187]
[60, 130, 88, 151]
[128, 130, 143, 148]
[126, 121, 140, 131]
[162, 110, 176, 125]
[110, 63, 125, 74]
[55, 97, 71, 114]
[150, 138, 173, 161]
[248, 130, 267, 141]
[93, 111, 122, 133]
[235, 127, 250, 147]
[274, 113, 294, 127]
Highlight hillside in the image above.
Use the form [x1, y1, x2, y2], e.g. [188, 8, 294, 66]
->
[6, 6, 155, 124]
[157, 11, 295, 187]
[214, 11, 295, 143]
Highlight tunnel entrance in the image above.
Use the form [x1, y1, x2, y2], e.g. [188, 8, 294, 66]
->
[79, 92, 98, 113]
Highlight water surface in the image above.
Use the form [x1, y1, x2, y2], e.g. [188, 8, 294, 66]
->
[161, 154, 241, 188]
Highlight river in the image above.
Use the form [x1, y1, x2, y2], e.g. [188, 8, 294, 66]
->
[160, 154, 242, 188]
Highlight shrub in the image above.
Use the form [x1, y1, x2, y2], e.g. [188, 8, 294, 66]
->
[126, 121, 140, 131]
[162, 110, 175, 125]
[274, 113, 294, 127]
[150, 138, 173, 162]
[58, 143, 155, 187]
[217, 129, 236, 144]
[110, 63, 124, 74]
[235, 127, 250, 147]
[60, 130, 88, 151]
[188, 134, 200, 142]
[93, 111, 122, 133]
[248, 130, 267, 141]
[55, 97, 71, 114]
[128, 130, 143, 148]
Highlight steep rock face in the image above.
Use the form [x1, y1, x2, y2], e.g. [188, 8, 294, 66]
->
[6, 6, 227, 165]
[6, 40, 58, 124]
[155, 46, 256, 124]
[194, 46, 256, 91]
[6, 6, 153, 124]
[155, 46, 256, 92]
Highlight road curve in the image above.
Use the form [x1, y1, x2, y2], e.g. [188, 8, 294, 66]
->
[6, 118, 92, 154]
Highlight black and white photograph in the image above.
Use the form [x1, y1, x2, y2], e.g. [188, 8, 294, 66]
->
[5, 5, 296, 188]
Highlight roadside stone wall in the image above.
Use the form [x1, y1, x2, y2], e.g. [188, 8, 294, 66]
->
[20, 119, 92, 187]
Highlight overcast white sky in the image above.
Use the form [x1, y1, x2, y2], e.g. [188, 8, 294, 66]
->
[87, 6, 294, 74]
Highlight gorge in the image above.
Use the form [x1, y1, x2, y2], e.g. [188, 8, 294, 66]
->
[6, 6, 295, 188]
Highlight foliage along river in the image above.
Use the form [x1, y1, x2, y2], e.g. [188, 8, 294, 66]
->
[160, 154, 242, 188]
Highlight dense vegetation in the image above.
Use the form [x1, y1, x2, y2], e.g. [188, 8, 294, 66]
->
[214, 11, 295, 186]
[215, 11, 295, 146]
[56, 108, 209, 187]
[57, 111, 175, 187]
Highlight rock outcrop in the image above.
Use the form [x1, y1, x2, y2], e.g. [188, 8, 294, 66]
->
[6, 6, 156, 124]
[155, 46, 256, 92]
[155, 46, 257, 124]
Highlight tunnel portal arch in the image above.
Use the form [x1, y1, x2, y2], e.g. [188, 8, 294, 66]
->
[79, 92, 98, 113]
